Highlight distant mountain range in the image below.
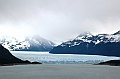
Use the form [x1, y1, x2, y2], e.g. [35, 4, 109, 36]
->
[0, 35, 55, 51]
[50, 30, 120, 57]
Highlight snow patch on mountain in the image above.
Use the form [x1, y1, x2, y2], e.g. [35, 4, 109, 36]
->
[0, 35, 55, 51]
[60, 30, 120, 47]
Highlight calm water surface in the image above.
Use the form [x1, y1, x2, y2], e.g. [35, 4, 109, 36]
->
[0, 64, 120, 79]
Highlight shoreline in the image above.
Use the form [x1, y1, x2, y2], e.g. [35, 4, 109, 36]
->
[0, 62, 42, 66]
[96, 60, 120, 66]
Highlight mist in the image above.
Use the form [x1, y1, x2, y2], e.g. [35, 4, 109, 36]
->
[0, 0, 120, 43]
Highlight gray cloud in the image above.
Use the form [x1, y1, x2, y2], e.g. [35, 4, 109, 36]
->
[0, 0, 120, 43]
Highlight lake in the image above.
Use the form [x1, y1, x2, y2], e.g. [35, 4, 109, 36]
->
[1, 51, 120, 79]
[11, 51, 119, 64]
[0, 64, 120, 79]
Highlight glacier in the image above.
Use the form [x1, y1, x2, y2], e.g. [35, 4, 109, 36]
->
[11, 51, 119, 64]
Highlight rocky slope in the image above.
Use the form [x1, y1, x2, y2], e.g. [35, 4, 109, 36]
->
[0, 35, 55, 51]
[0, 44, 31, 65]
[97, 60, 120, 66]
[50, 30, 120, 57]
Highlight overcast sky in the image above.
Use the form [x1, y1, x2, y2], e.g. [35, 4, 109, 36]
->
[0, 0, 120, 43]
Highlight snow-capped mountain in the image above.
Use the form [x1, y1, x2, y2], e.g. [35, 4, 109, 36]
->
[50, 30, 120, 57]
[0, 35, 55, 51]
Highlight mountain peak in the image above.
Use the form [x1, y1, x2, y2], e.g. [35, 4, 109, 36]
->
[113, 30, 120, 35]
[0, 35, 55, 51]
[50, 31, 120, 57]
[77, 31, 92, 37]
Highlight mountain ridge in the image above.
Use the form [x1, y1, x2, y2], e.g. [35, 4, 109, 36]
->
[0, 35, 55, 51]
[50, 30, 120, 57]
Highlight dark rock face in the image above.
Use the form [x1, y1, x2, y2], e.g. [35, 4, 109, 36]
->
[31, 62, 42, 64]
[98, 60, 120, 66]
[50, 42, 120, 56]
[50, 30, 120, 57]
[0, 44, 31, 65]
